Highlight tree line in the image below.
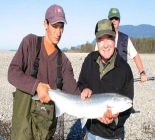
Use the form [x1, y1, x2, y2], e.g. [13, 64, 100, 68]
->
[131, 38, 155, 53]
[65, 38, 155, 53]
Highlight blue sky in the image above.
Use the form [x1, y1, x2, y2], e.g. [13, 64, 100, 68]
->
[0, 0, 154, 50]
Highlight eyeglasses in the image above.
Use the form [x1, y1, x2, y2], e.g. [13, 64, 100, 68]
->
[110, 17, 119, 20]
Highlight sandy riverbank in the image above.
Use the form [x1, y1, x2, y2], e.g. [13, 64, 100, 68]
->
[0, 51, 155, 139]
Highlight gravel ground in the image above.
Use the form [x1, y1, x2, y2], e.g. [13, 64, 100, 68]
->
[0, 51, 155, 140]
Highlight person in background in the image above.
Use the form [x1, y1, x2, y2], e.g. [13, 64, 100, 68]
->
[95, 8, 147, 82]
[8, 4, 80, 140]
[79, 19, 134, 140]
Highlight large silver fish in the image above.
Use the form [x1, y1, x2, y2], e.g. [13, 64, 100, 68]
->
[32, 89, 132, 128]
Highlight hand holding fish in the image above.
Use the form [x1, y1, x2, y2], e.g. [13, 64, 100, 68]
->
[97, 108, 119, 124]
[36, 82, 51, 103]
[81, 88, 92, 100]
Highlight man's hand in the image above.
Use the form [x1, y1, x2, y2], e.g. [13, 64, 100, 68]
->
[36, 82, 51, 103]
[140, 73, 147, 82]
[97, 108, 119, 124]
[81, 88, 92, 100]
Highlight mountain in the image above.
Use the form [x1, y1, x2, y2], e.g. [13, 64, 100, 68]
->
[62, 47, 69, 51]
[91, 24, 155, 45]
[91, 40, 96, 46]
[119, 24, 155, 38]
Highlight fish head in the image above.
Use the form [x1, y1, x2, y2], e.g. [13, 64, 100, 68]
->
[107, 93, 132, 114]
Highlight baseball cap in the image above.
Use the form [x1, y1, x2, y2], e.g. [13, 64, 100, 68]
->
[95, 19, 115, 38]
[108, 8, 120, 19]
[45, 4, 67, 24]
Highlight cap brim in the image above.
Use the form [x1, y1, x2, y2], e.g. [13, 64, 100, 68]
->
[108, 15, 120, 19]
[48, 17, 67, 24]
[96, 30, 115, 38]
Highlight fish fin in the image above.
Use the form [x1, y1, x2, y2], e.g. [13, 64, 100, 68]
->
[55, 104, 63, 117]
[32, 94, 39, 100]
[80, 118, 87, 128]
[114, 117, 118, 125]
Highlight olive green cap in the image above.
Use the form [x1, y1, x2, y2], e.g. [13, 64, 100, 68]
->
[95, 19, 115, 38]
[108, 8, 120, 19]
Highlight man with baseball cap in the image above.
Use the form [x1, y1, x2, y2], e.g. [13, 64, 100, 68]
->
[8, 4, 80, 140]
[79, 19, 134, 140]
[95, 8, 147, 83]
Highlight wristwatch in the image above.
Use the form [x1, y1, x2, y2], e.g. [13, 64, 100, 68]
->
[140, 70, 146, 75]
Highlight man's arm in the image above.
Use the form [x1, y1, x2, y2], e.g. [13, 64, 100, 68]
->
[127, 38, 147, 82]
[8, 35, 40, 95]
[133, 54, 147, 82]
